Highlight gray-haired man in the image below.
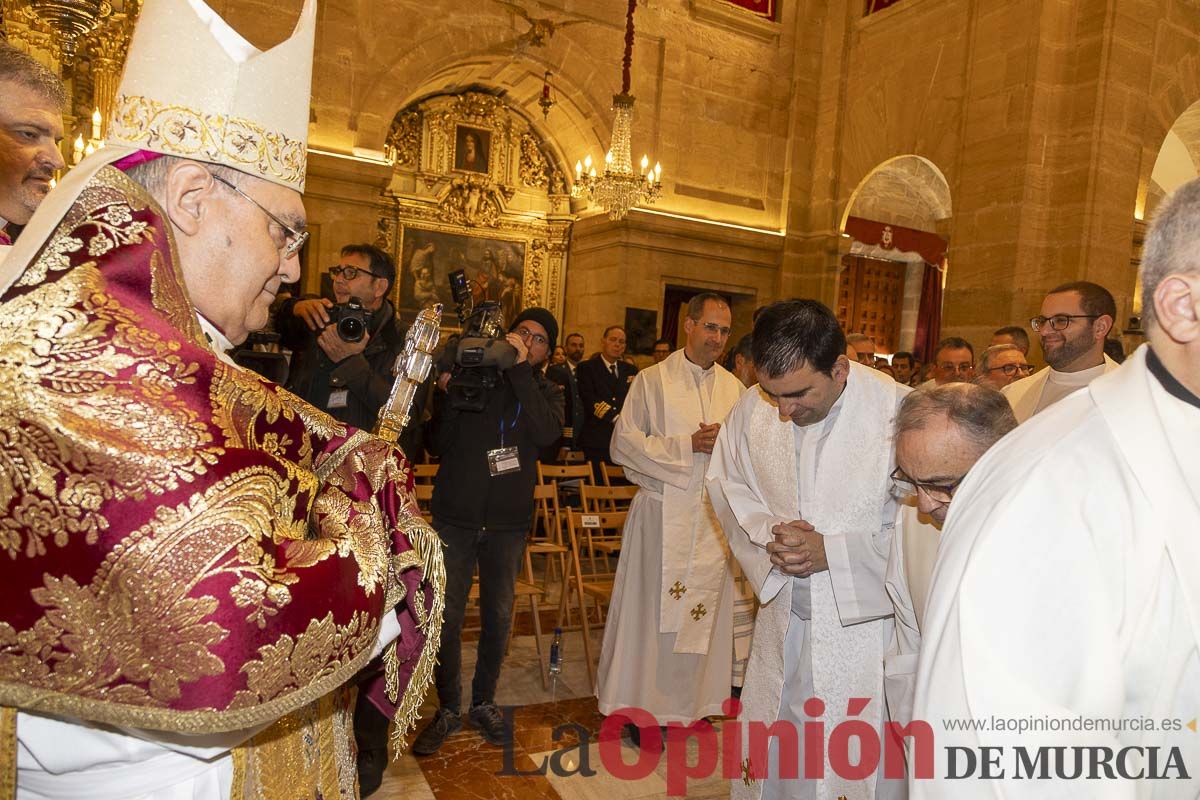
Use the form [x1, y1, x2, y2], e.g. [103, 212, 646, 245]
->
[883, 383, 1016, 732]
[0, 43, 66, 244]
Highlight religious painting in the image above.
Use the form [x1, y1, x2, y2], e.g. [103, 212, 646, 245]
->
[398, 226, 526, 326]
[624, 307, 658, 356]
[454, 125, 491, 174]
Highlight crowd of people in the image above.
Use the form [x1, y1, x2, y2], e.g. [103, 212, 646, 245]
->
[1, 4, 1197, 798]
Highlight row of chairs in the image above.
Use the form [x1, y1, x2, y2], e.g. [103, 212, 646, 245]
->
[407, 460, 635, 687]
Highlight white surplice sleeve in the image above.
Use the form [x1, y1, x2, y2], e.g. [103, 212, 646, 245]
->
[706, 396, 789, 603]
[610, 370, 695, 492]
[883, 506, 921, 728]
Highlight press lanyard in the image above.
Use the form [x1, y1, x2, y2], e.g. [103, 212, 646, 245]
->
[499, 401, 522, 448]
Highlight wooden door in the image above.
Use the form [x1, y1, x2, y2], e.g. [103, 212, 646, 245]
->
[836, 255, 905, 353]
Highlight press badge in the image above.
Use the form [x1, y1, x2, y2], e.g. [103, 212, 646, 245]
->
[487, 446, 521, 476]
[327, 389, 349, 410]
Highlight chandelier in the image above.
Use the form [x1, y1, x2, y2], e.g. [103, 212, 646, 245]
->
[28, 0, 114, 64]
[571, 0, 662, 220]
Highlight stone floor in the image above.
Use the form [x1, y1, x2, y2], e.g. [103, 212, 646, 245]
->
[372, 628, 732, 800]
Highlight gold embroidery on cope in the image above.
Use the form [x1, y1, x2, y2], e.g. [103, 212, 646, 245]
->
[690, 603, 707, 621]
[669, 581, 687, 600]
[0, 264, 217, 559]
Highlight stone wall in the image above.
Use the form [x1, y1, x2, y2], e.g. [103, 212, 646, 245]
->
[186, 0, 1200, 354]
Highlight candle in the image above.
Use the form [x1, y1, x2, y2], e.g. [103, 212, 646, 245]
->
[640, 154, 649, 174]
[575, 160, 583, 178]
[91, 108, 101, 140]
[72, 134, 84, 165]
[84, 142, 95, 157]
[584, 154, 593, 171]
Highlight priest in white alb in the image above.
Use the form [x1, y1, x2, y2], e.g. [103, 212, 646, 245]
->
[597, 293, 747, 736]
[912, 180, 1200, 798]
[707, 300, 909, 800]
[1002, 280, 1120, 422]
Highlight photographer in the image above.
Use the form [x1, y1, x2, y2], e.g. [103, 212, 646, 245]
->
[413, 307, 564, 756]
[275, 243, 422, 457]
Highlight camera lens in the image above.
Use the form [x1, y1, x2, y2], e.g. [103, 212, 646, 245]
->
[337, 317, 365, 342]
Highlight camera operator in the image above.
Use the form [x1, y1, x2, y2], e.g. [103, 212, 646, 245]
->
[275, 243, 422, 457]
[412, 307, 564, 756]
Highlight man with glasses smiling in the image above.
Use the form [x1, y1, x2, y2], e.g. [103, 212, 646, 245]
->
[880, 384, 1015, 742]
[1002, 280, 1120, 422]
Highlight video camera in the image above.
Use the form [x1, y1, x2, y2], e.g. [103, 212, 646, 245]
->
[443, 269, 518, 411]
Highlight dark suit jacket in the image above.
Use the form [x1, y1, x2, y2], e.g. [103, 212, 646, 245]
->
[545, 362, 583, 447]
[576, 355, 638, 453]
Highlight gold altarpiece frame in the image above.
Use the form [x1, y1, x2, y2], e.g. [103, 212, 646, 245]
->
[374, 91, 573, 328]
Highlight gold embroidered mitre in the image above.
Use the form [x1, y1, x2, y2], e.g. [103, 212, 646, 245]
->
[107, 0, 315, 191]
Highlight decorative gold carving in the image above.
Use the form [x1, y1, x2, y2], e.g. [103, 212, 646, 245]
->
[669, 581, 687, 600]
[450, 92, 505, 121]
[385, 110, 421, 168]
[438, 174, 511, 228]
[108, 93, 307, 190]
[520, 133, 549, 190]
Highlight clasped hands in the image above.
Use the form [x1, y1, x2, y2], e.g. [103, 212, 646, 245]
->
[766, 519, 828, 578]
[691, 422, 720, 454]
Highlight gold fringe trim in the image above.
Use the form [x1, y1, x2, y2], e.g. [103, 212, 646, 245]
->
[388, 515, 446, 757]
[0, 707, 14, 800]
[384, 646, 400, 705]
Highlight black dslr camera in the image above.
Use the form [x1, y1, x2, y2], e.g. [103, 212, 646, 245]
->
[327, 298, 370, 343]
[443, 269, 517, 412]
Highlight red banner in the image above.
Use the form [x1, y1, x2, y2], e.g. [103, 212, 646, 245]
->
[844, 216, 947, 266]
[721, 0, 776, 21]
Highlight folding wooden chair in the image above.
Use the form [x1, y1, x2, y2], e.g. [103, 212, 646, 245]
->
[580, 483, 638, 514]
[412, 463, 439, 484]
[601, 463, 626, 486]
[559, 508, 627, 686]
[527, 483, 570, 627]
[412, 483, 434, 524]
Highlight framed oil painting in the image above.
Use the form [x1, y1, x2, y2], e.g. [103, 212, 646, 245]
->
[398, 225, 526, 327]
[454, 125, 491, 174]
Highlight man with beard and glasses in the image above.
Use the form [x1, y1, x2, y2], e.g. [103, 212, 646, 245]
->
[0, 43, 66, 247]
[1002, 280, 1120, 422]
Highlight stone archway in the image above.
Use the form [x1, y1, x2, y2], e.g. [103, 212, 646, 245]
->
[836, 156, 952, 358]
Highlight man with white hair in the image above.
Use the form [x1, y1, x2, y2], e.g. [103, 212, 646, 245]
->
[0, 1, 443, 797]
[974, 343, 1033, 390]
[912, 180, 1200, 797]
[882, 384, 1015, 732]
